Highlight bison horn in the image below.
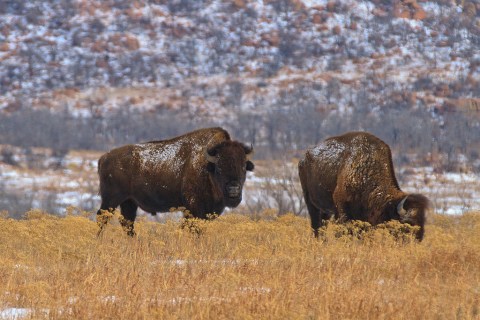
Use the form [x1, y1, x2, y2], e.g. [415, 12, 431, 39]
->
[245, 144, 254, 160]
[204, 147, 217, 164]
[397, 196, 408, 217]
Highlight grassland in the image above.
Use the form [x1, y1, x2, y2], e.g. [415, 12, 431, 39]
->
[0, 210, 479, 319]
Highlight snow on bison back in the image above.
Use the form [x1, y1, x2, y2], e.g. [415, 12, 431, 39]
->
[298, 131, 430, 241]
[96, 127, 254, 236]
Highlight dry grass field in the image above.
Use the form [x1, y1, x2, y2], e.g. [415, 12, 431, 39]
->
[0, 210, 479, 319]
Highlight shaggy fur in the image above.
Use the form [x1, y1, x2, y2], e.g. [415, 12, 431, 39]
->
[97, 127, 254, 236]
[298, 131, 430, 240]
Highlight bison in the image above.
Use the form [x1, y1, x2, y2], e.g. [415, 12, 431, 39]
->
[298, 131, 430, 240]
[96, 127, 254, 236]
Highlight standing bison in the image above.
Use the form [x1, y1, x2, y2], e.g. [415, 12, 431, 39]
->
[298, 131, 429, 240]
[97, 127, 254, 236]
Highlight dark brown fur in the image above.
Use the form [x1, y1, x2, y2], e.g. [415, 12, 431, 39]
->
[97, 127, 254, 236]
[298, 131, 429, 240]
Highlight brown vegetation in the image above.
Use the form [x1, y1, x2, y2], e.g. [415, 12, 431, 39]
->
[0, 211, 479, 319]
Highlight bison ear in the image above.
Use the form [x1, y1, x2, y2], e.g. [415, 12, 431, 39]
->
[243, 144, 254, 160]
[246, 160, 254, 171]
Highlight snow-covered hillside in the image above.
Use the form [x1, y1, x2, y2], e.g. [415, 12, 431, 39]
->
[0, 0, 478, 118]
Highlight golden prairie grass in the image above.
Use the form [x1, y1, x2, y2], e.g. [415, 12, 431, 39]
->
[0, 211, 479, 319]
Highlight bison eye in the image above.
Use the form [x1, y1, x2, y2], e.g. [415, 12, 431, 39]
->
[207, 163, 215, 173]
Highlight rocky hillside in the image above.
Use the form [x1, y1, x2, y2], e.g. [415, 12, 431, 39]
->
[0, 0, 478, 113]
[0, 0, 479, 164]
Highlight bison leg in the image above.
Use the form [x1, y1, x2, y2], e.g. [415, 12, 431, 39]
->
[96, 204, 116, 237]
[119, 199, 138, 237]
[332, 188, 349, 223]
[303, 191, 323, 238]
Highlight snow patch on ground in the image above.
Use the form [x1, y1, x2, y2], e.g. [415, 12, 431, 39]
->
[0, 308, 30, 320]
[0, 152, 479, 216]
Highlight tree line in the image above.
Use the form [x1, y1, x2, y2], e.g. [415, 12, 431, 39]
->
[0, 100, 478, 173]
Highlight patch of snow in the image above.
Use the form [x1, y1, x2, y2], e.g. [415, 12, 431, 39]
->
[443, 172, 478, 183]
[239, 286, 271, 294]
[422, 2, 443, 16]
[102, 296, 117, 303]
[438, 205, 469, 215]
[166, 295, 230, 305]
[302, 0, 329, 7]
[0, 308, 30, 320]
[355, 1, 375, 20]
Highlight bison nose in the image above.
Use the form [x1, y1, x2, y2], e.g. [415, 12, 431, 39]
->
[227, 182, 242, 198]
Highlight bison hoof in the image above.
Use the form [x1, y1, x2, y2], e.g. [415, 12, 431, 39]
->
[96, 228, 105, 238]
[126, 230, 136, 237]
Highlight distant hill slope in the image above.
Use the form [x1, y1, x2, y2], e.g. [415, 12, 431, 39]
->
[0, 0, 478, 117]
[0, 0, 479, 167]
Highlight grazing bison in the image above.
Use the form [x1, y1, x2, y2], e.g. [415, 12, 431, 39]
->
[97, 127, 254, 236]
[298, 131, 429, 240]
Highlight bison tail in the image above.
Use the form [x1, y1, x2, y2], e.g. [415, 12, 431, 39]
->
[97, 155, 106, 174]
[96, 155, 108, 195]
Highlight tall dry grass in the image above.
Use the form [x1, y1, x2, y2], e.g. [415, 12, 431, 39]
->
[0, 210, 479, 319]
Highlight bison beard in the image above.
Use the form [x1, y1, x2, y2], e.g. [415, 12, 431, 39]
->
[96, 127, 254, 236]
[298, 131, 430, 241]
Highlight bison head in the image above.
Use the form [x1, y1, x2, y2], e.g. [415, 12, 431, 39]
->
[205, 141, 254, 207]
[397, 194, 430, 240]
